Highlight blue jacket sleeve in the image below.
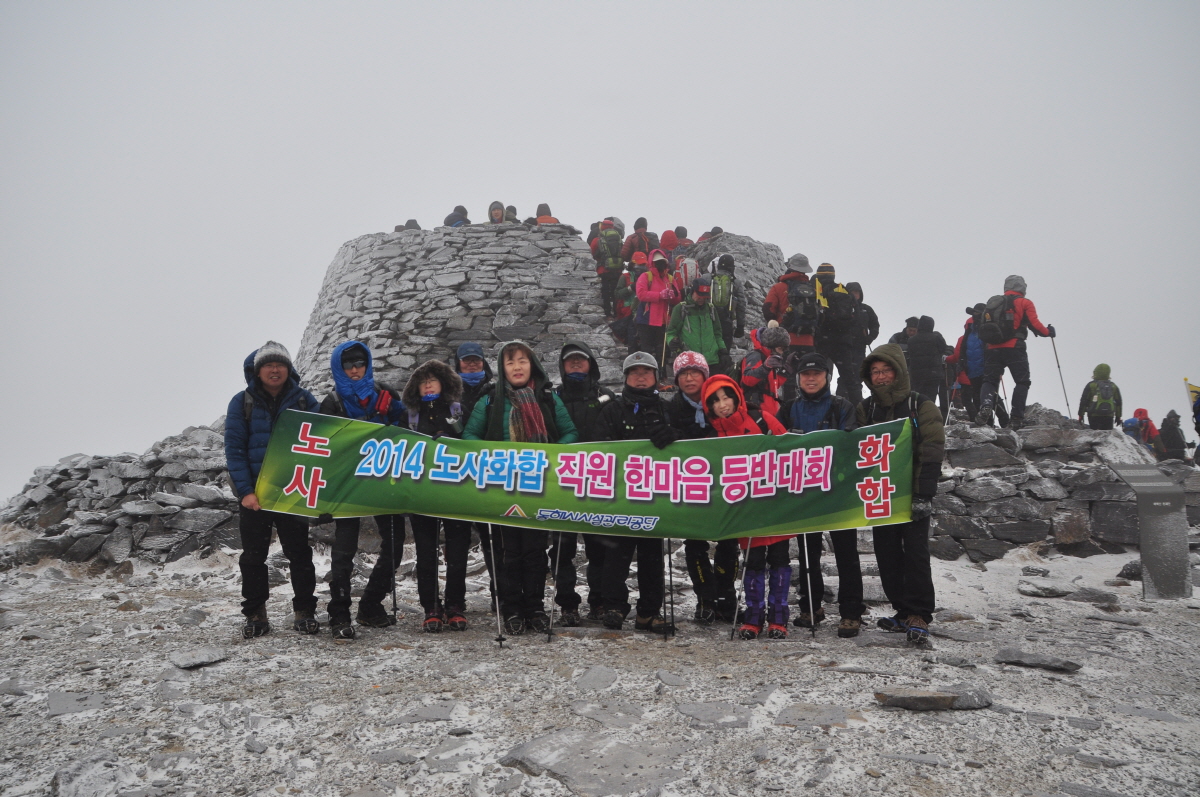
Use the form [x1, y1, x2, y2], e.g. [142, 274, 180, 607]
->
[224, 391, 255, 498]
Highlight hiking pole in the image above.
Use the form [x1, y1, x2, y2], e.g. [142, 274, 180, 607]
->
[800, 532, 816, 639]
[1050, 337, 1071, 418]
[486, 524, 506, 648]
[729, 543, 751, 641]
[663, 538, 675, 641]
[547, 531, 562, 643]
[390, 517, 400, 620]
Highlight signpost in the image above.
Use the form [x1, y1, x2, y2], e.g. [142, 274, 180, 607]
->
[1109, 464, 1193, 600]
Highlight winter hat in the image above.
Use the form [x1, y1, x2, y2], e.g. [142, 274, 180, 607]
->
[846, 281, 863, 299]
[675, 226, 688, 239]
[622, 351, 658, 374]
[760, 324, 791, 350]
[1004, 274, 1027, 294]
[609, 216, 625, 235]
[673, 351, 710, 382]
[905, 316, 920, 329]
[691, 275, 712, 296]
[660, 229, 679, 250]
[717, 254, 736, 272]
[792, 351, 832, 375]
[456, 341, 485, 366]
[918, 315, 935, 332]
[634, 217, 648, 231]
[340, 344, 369, 369]
[815, 263, 836, 279]
[786, 253, 812, 273]
[631, 251, 648, 265]
[253, 341, 292, 371]
[1092, 363, 1111, 380]
[537, 203, 552, 217]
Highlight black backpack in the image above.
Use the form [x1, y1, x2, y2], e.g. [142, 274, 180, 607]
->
[782, 281, 820, 334]
[822, 287, 859, 334]
[976, 294, 1017, 345]
[596, 228, 624, 272]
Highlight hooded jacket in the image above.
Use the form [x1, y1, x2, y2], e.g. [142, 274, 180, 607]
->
[453, 344, 495, 422]
[1159, 410, 1188, 461]
[225, 351, 319, 499]
[443, 206, 471, 227]
[740, 327, 789, 419]
[1077, 363, 1122, 420]
[844, 282, 879, 349]
[660, 229, 680, 258]
[905, 316, 949, 386]
[484, 200, 507, 224]
[402, 360, 465, 438]
[635, 251, 677, 327]
[703, 375, 785, 437]
[534, 203, 558, 224]
[665, 294, 726, 366]
[462, 342, 578, 443]
[554, 340, 615, 443]
[988, 276, 1051, 349]
[319, 341, 406, 425]
[855, 344, 945, 499]
[762, 271, 815, 347]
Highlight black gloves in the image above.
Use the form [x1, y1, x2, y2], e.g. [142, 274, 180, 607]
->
[764, 355, 784, 371]
[1047, 324, 1056, 338]
[650, 425, 679, 449]
[911, 498, 933, 520]
[315, 513, 334, 525]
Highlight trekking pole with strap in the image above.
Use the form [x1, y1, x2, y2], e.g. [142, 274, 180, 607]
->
[546, 531, 562, 643]
[1050, 337, 1071, 418]
[800, 532, 816, 639]
[728, 543, 751, 641]
[486, 524, 506, 648]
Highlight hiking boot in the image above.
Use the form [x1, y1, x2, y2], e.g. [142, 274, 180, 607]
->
[693, 602, 717, 625]
[975, 406, 993, 427]
[738, 622, 761, 640]
[634, 614, 675, 635]
[793, 607, 826, 628]
[558, 610, 581, 628]
[876, 615, 909, 633]
[422, 610, 444, 633]
[356, 602, 397, 628]
[585, 605, 604, 623]
[837, 617, 862, 638]
[242, 605, 270, 639]
[527, 612, 551, 633]
[503, 614, 526, 635]
[766, 623, 788, 639]
[292, 609, 320, 635]
[905, 615, 930, 645]
[1008, 416, 1023, 431]
[330, 616, 355, 640]
[601, 610, 625, 630]
[445, 607, 467, 631]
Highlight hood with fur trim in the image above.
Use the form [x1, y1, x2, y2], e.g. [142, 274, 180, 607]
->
[860, 343, 911, 406]
[403, 359, 463, 407]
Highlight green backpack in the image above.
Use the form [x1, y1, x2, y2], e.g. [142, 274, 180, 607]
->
[1089, 380, 1116, 416]
[711, 272, 735, 311]
[596, 228, 624, 272]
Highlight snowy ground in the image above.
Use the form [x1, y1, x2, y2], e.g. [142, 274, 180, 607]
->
[1, 541, 1198, 797]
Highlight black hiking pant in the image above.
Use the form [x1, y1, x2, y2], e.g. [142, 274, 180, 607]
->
[476, 523, 506, 602]
[1087, 415, 1116, 431]
[980, 342, 1031, 420]
[409, 514, 472, 613]
[599, 271, 621, 317]
[583, 534, 607, 611]
[960, 379, 982, 422]
[636, 323, 666, 363]
[911, 376, 950, 422]
[793, 529, 865, 620]
[548, 531, 582, 612]
[601, 535, 664, 618]
[327, 515, 405, 621]
[872, 516, 935, 623]
[684, 539, 738, 613]
[498, 526, 548, 618]
[239, 506, 317, 616]
[816, 338, 863, 405]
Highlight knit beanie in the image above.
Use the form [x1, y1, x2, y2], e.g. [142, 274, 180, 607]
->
[254, 341, 292, 371]
[760, 324, 791, 349]
[673, 351, 710, 382]
[816, 263, 836, 279]
[634, 217, 648, 231]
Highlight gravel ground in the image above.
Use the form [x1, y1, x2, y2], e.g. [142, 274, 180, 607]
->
[1, 543, 1197, 797]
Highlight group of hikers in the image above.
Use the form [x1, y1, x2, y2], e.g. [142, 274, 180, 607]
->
[1075, 364, 1196, 462]
[222, 204, 1192, 650]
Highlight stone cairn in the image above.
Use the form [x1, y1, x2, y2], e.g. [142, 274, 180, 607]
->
[1, 219, 1195, 571]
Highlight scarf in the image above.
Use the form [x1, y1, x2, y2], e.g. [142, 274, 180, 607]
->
[507, 384, 549, 443]
[711, 408, 761, 437]
[623, 385, 659, 415]
[682, 393, 707, 428]
[460, 370, 486, 387]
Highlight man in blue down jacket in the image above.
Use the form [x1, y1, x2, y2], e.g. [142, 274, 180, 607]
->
[224, 341, 320, 639]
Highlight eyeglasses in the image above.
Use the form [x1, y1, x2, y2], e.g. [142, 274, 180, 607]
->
[869, 367, 894, 376]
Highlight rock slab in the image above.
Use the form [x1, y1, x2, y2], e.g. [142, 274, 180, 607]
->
[168, 646, 227, 670]
[500, 728, 686, 797]
[994, 647, 1082, 672]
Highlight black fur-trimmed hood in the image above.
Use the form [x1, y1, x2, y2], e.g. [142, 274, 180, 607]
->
[402, 359, 463, 407]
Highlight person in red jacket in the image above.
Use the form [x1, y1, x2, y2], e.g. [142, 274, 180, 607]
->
[761, 253, 816, 353]
[700, 375, 789, 639]
[634, 250, 679, 363]
[977, 275, 1056, 430]
[619, 217, 656, 263]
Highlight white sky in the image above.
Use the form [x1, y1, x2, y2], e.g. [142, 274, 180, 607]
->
[2, 1, 1198, 498]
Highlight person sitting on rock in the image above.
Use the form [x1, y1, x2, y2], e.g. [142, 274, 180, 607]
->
[318, 341, 408, 639]
[399, 219, 421, 231]
[533, 203, 559, 224]
[1131, 408, 1166, 458]
[463, 341, 579, 635]
[224, 341, 320, 640]
[443, 205, 471, 227]
[402, 359, 473, 633]
[856, 344, 945, 645]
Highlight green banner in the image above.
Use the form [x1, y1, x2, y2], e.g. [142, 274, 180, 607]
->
[255, 410, 913, 541]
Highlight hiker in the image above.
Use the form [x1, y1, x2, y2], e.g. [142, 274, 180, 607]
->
[402, 359, 473, 633]
[318, 342, 408, 639]
[774, 352, 864, 638]
[443, 205, 471, 227]
[711, 254, 747, 349]
[620, 217, 656, 262]
[592, 352, 680, 633]
[856, 344, 945, 645]
[740, 322, 792, 424]
[1130, 408, 1166, 458]
[762, 254, 818, 356]
[660, 229, 683, 265]
[697, 226, 724, 242]
[946, 306, 987, 422]
[668, 352, 738, 624]
[463, 342, 578, 635]
[506, 205, 521, 223]
[591, 217, 625, 318]
[844, 281, 879, 391]
[697, 375, 788, 639]
[485, 201, 507, 224]
[613, 250, 648, 351]
[905, 316, 951, 420]
[674, 226, 694, 247]
[887, 317, 920, 348]
[1159, 411, 1191, 462]
[552, 341, 616, 625]
[665, 276, 730, 376]
[634, 250, 678, 363]
[976, 275, 1055, 430]
[399, 219, 421, 231]
[813, 263, 864, 403]
[1076, 364, 1123, 430]
[224, 341, 320, 640]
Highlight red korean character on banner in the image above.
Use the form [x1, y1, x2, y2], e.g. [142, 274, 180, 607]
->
[624, 455, 654, 501]
[282, 465, 327, 509]
[679, 456, 713, 503]
[802, 445, 834, 492]
[720, 454, 752, 503]
[291, 422, 332, 458]
[856, 432, 894, 473]
[856, 475, 896, 519]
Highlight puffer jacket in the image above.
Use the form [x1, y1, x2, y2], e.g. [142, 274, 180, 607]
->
[855, 344, 945, 499]
[739, 328, 788, 419]
[761, 271, 815, 347]
[905, 316, 949, 386]
[225, 352, 319, 499]
[462, 342, 579, 444]
[635, 253, 677, 327]
[554, 340, 615, 443]
[403, 359, 465, 438]
[777, 384, 858, 434]
[665, 296, 726, 366]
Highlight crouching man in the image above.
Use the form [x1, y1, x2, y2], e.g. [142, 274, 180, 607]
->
[225, 341, 320, 639]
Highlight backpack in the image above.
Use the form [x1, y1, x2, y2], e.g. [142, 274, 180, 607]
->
[711, 272, 735, 311]
[1089, 380, 1116, 416]
[976, 294, 1017, 345]
[822, 287, 859, 333]
[782, 280, 819, 334]
[596, 228, 624, 272]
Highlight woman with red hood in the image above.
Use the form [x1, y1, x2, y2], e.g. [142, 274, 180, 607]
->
[634, 250, 679, 364]
[1132, 408, 1167, 458]
[700, 375, 791, 639]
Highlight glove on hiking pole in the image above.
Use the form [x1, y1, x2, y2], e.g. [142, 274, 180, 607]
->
[1050, 336, 1071, 418]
